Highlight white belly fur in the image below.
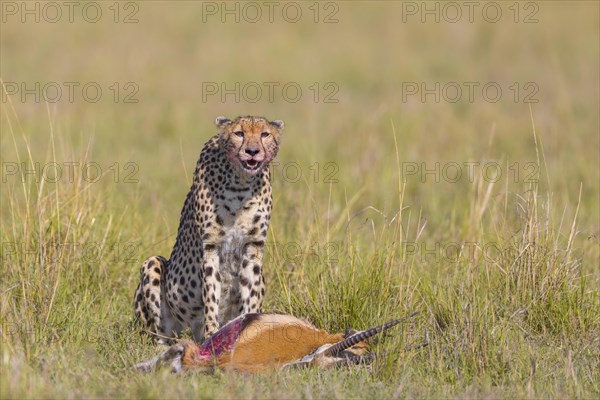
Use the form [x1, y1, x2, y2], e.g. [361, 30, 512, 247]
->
[217, 226, 245, 324]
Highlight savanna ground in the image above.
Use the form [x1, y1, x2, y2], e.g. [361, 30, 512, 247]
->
[1, 1, 599, 398]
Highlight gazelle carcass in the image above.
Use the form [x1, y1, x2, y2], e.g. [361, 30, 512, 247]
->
[135, 312, 417, 373]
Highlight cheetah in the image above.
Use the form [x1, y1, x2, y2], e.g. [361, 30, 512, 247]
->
[134, 115, 284, 343]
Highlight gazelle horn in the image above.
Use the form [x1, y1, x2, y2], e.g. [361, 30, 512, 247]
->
[323, 311, 419, 357]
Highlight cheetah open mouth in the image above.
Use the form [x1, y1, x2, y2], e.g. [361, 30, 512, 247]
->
[240, 159, 262, 172]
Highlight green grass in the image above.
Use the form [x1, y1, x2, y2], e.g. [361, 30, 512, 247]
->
[1, 2, 599, 398]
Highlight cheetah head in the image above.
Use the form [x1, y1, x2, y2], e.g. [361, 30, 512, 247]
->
[216, 116, 284, 176]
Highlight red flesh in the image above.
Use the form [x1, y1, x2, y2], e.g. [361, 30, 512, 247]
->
[197, 315, 245, 358]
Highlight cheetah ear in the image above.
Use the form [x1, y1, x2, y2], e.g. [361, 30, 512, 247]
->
[215, 116, 232, 129]
[270, 120, 284, 130]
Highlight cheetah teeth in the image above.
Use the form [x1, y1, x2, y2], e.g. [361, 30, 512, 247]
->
[241, 160, 261, 170]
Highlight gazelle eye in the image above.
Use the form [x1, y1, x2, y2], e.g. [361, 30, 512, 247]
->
[261, 132, 269, 138]
[234, 131, 244, 138]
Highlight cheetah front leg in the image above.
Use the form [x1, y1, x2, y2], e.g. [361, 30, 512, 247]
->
[239, 241, 265, 314]
[199, 244, 222, 340]
[134, 256, 179, 344]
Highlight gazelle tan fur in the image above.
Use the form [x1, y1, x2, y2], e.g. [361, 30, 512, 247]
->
[135, 312, 416, 373]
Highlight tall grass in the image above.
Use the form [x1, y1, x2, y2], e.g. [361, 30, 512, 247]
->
[2, 100, 597, 398]
[1, 2, 599, 398]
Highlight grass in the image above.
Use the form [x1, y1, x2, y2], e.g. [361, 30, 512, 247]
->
[1, 2, 599, 398]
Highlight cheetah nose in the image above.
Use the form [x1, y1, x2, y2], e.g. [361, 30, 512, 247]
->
[245, 147, 260, 156]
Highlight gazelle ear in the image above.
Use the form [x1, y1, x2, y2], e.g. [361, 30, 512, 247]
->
[270, 119, 284, 130]
[215, 116, 232, 129]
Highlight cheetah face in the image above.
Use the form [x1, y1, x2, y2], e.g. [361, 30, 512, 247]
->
[216, 116, 284, 176]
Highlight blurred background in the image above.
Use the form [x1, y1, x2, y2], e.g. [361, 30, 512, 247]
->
[1, 1, 599, 397]
[2, 0, 599, 310]
[3, 1, 598, 219]
[2, 0, 599, 304]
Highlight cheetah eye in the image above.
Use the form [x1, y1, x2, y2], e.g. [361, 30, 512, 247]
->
[233, 131, 244, 138]
[261, 132, 269, 138]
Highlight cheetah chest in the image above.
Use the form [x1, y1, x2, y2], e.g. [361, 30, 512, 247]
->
[213, 191, 261, 323]
[216, 226, 245, 322]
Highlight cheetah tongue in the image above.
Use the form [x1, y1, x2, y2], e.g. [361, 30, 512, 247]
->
[197, 314, 245, 358]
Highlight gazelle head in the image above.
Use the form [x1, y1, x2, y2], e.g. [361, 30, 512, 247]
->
[134, 342, 186, 373]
